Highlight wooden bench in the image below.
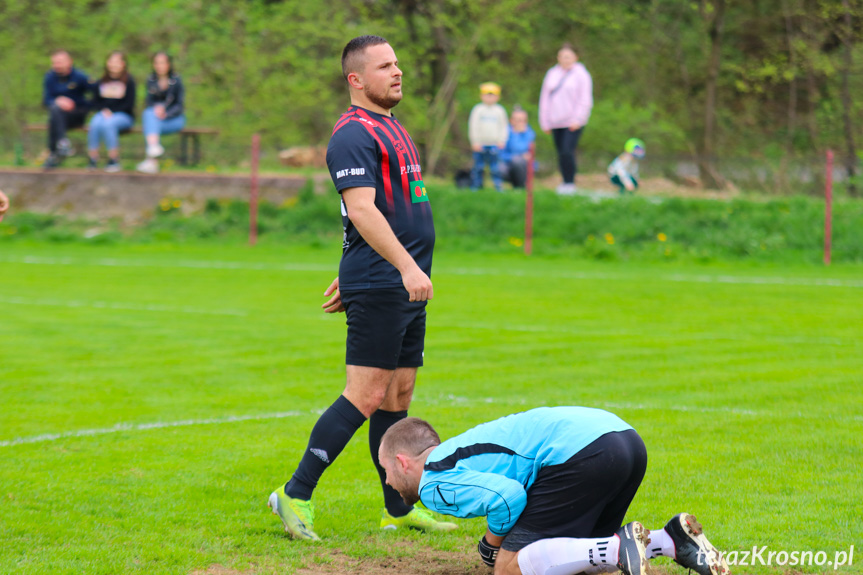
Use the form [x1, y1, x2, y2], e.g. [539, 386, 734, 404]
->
[24, 124, 219, 166]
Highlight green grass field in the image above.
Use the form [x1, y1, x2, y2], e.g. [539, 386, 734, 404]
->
[1, 241, 861, 575]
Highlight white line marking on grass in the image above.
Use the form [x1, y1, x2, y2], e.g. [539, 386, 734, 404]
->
[3, 255, 862, 288]
[424, 395, 862, 422]
[0, 411, 305, 448]
[0, 255, 333, 273]
[600, 401, 759, 416]
[0, 296, 247, 317]
[440, 321, 858, 347]
[445, 267, 863, 289]
[664, 273, 863, 289]
[425, 394, 758, 415]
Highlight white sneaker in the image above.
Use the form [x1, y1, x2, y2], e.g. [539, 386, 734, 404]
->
[57, 138, 76, 157]
[146, 143, 165, 158]
[136, 158, 159, 174]
[556, 183, 577, 195]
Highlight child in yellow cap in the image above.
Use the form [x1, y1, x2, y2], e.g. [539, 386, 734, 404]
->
[468, 82, 508, 191]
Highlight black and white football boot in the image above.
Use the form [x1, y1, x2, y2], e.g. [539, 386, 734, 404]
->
[664, 513, 730, 575]
[616, 521, 651, 575]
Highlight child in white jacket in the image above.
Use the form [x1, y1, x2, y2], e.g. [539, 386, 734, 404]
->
[608, 138, 646, 195]
[468, 82, 508, 191]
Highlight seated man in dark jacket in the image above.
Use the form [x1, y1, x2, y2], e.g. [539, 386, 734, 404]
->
[43, 50, 93, 168]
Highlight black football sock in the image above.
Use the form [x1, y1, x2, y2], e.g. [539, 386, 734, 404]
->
[369, 408, 412, 517]
[284, 395, 367, 500]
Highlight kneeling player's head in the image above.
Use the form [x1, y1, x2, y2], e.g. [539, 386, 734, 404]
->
[379, 417, 441, 505]
[380, 417, 440, 461]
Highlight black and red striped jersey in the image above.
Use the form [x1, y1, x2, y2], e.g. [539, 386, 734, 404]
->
[326, 105, 435, 291]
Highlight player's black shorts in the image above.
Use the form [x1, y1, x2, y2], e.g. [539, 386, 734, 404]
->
[502, 429, 647, 552]
[341, 288, 427, 370]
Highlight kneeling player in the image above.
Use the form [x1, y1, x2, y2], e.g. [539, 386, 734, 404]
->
[379, 406, 730, 575]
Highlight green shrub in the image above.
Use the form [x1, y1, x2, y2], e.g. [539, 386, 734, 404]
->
[2, 186, 862, 263]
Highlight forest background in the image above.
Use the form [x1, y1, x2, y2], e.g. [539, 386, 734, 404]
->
[0, 0, 861, 193]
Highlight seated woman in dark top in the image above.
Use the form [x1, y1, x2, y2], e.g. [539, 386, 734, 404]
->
[88, 51, 136, 172]
[137, 52, 186, 174]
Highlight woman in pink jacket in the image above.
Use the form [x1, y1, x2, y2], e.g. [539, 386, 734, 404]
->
[539, 43, 593, 195]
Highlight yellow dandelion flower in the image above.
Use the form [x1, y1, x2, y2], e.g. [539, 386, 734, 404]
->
[657, 233, 667, 242]
[509, 237, 524, 247]
[604, 233, 615, 245]
[172, 199, 182, 209]
[282, 197, 299, 208]
[206, 165, 217, 173]
[159, 199, 171, 211]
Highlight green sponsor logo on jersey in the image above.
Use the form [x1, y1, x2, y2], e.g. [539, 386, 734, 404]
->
[410, 180, 429, 203]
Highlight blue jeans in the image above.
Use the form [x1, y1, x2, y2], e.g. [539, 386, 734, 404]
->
[142, 107, 186, 137]
[88, 111, 134, 151]
[471, 146, 502, 191]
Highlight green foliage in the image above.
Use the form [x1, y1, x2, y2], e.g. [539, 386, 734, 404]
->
[3, 0, 862, 174]
[3, 188, 862, 263]
[580, 100, 688, 159]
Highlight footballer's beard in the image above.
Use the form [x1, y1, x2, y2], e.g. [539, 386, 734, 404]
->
[400, 489, 420, 506]
[396, 476, 421, 506]
[366, 84, 402, 111]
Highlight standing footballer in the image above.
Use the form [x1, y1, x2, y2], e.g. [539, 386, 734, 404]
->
[268, 35, 455, 540]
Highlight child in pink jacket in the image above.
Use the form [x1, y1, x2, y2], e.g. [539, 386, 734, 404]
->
[539, 44, 593, 195]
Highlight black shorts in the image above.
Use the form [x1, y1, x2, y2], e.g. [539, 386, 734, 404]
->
[341, 288, 427, 370]
[502, 429, 647, 552]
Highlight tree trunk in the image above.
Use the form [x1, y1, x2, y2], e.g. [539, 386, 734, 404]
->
[782, 0, 798, 156]
[802, 0, 821, 149]
[668, 11, 702, 178]
[425, 28, 481, 175]
[699, 0, 727, 190]
[840, 0, 857, 196]
[780, 0, 799, 192]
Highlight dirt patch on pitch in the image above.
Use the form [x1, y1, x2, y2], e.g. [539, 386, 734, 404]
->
[194, 555, 687, 575]
[538, 172, 740, 200]
[295, 547, 487, 575]
[294, 552, 690, 575]
[190, 566, 252, 575]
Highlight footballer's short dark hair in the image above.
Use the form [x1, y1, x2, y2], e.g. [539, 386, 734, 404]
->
[380, 417, 441, 460]
[341, 35, 389, 82]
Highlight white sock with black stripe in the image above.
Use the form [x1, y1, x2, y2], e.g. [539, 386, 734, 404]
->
[517, 536, 619, 575]
[578, 566, 619, 575]
[645, 527, 676, 559]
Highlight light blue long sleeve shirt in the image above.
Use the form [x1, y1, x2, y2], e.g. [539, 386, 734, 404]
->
[418, 406, 633, 536]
